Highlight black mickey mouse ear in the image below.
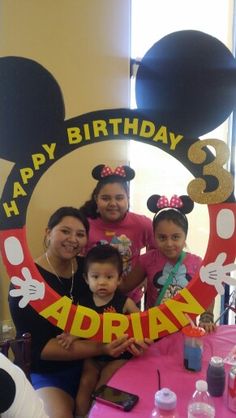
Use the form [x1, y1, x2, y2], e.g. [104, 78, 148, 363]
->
[147, 195, 161, 213]
[91, 165, 106, 180]
[122, 166, 135, 181]
[0, 56, 65, 162]
[136, 30, 236, 138]
[179, 195, 194, 214]
[147, 194, 194, 215]
[0, 368, 16, 413]
[91, 164, 135, 181]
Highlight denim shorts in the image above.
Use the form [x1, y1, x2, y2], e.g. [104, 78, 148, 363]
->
[31, 363, 82, 399]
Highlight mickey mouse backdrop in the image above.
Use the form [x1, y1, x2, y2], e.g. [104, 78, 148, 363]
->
[0, 30, 236, 342]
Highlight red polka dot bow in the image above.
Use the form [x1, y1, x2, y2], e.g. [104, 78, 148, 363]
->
[157, 195, 183, 209]
[101, 165, 126, 178]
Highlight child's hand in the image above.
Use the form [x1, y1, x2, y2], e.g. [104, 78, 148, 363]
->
[56, 332, 77, 350]
[198, 320, 216, 333]
[198, 312, 216, 333]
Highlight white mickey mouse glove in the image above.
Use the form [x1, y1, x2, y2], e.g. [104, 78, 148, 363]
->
[9, 267, 45, 308]
[200, 252, 236, 295]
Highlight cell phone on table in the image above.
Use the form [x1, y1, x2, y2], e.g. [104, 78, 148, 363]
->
[92, 384, 139, 411]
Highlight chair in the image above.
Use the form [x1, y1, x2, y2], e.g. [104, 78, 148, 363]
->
[0, 332, 31, 381]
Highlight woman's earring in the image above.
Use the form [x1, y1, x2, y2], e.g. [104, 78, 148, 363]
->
[45, 237, 50, 248]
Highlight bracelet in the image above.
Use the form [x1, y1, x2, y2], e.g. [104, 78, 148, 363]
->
[199, 312, 214, 323]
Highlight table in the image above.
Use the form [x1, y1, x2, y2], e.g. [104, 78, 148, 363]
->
[89, 325, 236, 418]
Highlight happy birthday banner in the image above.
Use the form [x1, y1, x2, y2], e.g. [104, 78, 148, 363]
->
[0, 30, 236, 342]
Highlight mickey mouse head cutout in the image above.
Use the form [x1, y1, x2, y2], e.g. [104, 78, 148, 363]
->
[0, 30, 235, 342]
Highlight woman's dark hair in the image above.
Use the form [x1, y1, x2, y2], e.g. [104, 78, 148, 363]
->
[47, 206, 89, 235]
[84, 244, 123, 276]
[79, 164, 135, 219]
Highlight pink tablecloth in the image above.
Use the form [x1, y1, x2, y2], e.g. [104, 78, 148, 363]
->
[89, 325, 236, 418]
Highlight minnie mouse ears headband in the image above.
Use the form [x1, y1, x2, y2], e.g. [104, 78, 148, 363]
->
[92, 164, 135, 182]
[147, 194, 194, 215]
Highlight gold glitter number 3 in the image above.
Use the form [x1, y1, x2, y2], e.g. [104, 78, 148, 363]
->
[187, 139, 234, 204]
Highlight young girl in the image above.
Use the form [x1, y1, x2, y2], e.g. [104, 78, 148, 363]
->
[120, 194, 215, 332]
[79, 164, 156, 305]
[57, 244, 140, 417]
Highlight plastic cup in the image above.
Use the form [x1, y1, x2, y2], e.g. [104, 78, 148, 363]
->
[182, 325, 205, 372]
[0, 319, 15, 341]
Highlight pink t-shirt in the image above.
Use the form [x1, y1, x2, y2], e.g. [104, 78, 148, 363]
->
[139, 249, 202, 308]
[86, 212, 156, 303]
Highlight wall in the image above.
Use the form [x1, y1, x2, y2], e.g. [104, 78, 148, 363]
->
[129, 0, 235, 321]
[130, 0, 234, 260]
[0, 0, 131, 319]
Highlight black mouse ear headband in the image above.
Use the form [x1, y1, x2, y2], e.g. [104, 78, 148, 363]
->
[147, 194, 194, 215]
[92, 164, 135, 182]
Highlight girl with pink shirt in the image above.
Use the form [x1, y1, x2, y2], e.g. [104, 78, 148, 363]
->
[79, 164, 156, 305]
[120, 193, 215, 332]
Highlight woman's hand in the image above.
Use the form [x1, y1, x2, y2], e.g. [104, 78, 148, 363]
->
[103, 335, 133, 358]
[127, 338, 153, 356]
[103, 336, 153, 358]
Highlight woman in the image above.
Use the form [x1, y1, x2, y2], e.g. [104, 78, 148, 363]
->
[9, 207, 150, 418]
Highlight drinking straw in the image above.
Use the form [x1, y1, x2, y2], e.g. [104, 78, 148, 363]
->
[156, 368, 161, 390]
[185, 313, 197, 328]
[214, 290, 236, 324]
[214, 306, 230, 324]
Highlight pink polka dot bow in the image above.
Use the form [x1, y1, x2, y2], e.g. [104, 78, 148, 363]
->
[157, 195, 183, 209]
[101, 165, 126, 178]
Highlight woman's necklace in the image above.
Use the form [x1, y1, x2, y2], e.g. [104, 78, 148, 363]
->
[45, 252, 75, 302]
